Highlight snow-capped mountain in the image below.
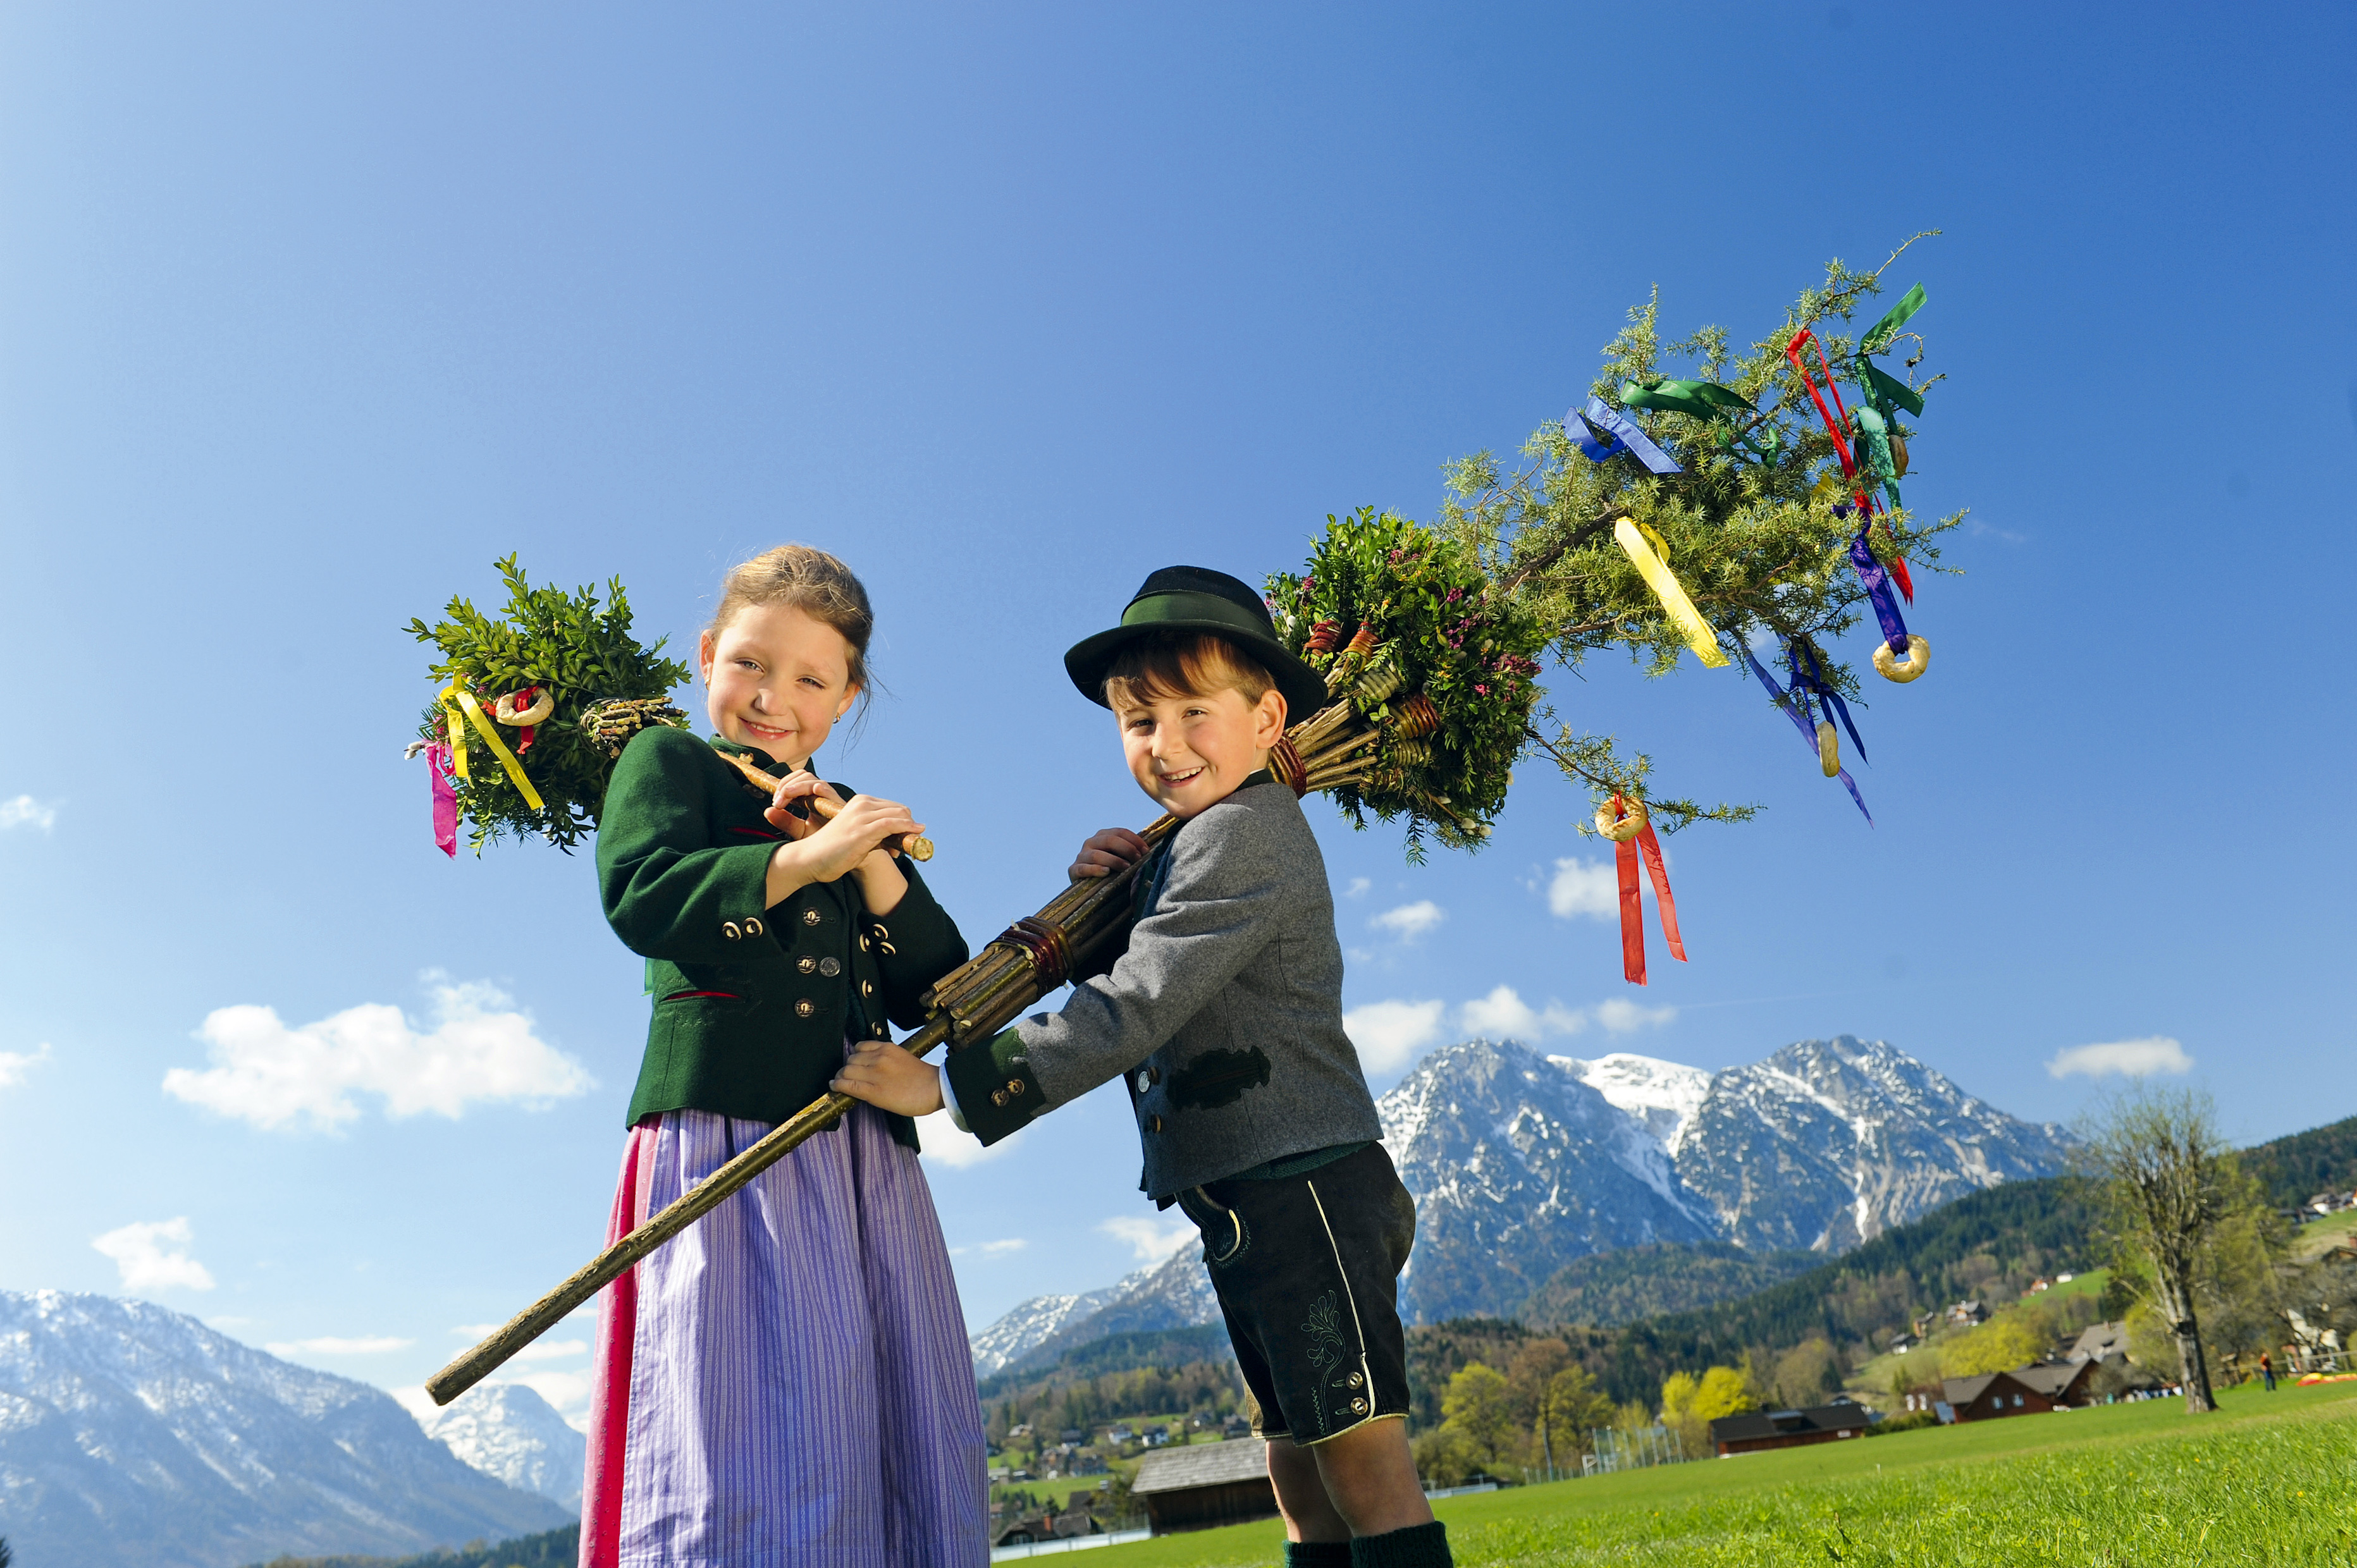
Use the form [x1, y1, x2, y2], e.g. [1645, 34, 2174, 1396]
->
[1552, 1051, 1714, 1153]
[969, 1280, 1130, 1379]
[972, 1247, 1223, 1382]
[960, 1033, 2071, 1355]
[0, 1291, 570, 1568]
[1381, 1035, 2072, 1320]
[412, 1381, 588, 1509]
[1671, 1036, 2076, 1253]
[1380, 1039, 1719, 1323]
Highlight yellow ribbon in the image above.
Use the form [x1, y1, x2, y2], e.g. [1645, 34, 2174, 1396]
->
[1614, 518, 1728, 668]
[440, 679, 545, 810]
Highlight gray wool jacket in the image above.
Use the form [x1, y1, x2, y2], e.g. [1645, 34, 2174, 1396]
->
[942, 776, 1381, 1198]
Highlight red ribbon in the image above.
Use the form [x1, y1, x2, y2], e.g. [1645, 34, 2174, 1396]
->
[1785, 329, 1914, 603]
[514, 686, 539, 754]
[1609, 796, 1687, 986]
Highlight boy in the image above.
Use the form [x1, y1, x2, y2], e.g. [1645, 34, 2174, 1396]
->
[834, 567, 1450, 1568]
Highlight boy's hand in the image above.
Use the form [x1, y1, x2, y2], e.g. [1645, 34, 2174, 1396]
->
[831, 1040, 945, 1118]
[1070, 828, 1149, 883]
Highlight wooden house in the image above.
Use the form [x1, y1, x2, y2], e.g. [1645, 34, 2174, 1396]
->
[1940, 1370, 2056, 1421]
[1129, 1437, 1278, 1534]
[1706, 1399, 1874, 1456]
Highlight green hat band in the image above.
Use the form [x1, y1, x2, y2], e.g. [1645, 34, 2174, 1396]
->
[1119, 591, 1275, 641]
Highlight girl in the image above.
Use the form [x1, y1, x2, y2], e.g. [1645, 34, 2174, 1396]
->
[581, 544, 985, 1567]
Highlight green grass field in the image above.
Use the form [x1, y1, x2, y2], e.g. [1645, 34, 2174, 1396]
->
[1088, 1380, 2357, 1565]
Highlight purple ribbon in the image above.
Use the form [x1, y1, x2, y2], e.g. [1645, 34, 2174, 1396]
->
[1848, 529, 1910, 653]
[1743, 646, 1871, 825]
[1788, 640, 1868, 769]
[428, 742, 458, 857]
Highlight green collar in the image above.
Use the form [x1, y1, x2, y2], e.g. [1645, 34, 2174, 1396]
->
[707, 735, 808, 776]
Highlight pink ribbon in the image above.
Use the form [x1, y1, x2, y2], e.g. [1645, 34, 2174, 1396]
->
[428, 743, 458, 857]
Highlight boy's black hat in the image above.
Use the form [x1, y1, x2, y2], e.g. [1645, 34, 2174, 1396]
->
[1064, 565, 1331, 721]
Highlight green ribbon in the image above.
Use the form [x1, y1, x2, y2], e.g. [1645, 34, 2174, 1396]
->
[1621, 377, 1752, 419]
[1859, 360, 1924, 418]
[1850, 282, 1928, 510]
[1859, 282, 1927, 357]
[1850, 404, 1902, 510]
[1620, 378, 1782, 462]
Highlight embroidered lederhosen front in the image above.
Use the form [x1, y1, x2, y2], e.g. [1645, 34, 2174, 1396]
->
[1175, 1143, 1416, 1444]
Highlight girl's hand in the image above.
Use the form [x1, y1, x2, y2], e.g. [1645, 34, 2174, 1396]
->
[764, 775, 925, 905]
[831, 1041, 945, 1118]
[1070, 828, 1148, 883]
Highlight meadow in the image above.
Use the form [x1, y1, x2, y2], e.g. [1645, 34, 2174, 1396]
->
[1092, 1380, 2357, 1566]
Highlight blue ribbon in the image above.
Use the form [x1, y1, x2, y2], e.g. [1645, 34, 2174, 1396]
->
[1848, 529, 1911, 653]
[1742, 644, 1872, 825]
[1788, 640, 1868, 769]
[1569, 396, 1682, 475]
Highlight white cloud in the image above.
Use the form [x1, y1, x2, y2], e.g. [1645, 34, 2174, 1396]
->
[512, 1337, 589, 1363]
[0, 795, 57, 832]
[2045, 1036, 2194, 1080]
[1594, 998, 1677, 1033]
[1344, 878, 1372, 898]
[0, 1042, 51, 1090]
[509, 1369, 596, 1428]
[1371, 900, 1446, 940]
[1098, 1215, 1195, 1263]
[1343, 999, 1448, 1074]
[163, 977, 593, 1132]
[1459, 985, 1585, 1042]
[916, 1108, 1025, 1168]
[92, 1217, 216, 1292]
[1548, 858, 1618, 921]
[950, 1239, 1028, 1259]
[266, 1334, 415, 1356]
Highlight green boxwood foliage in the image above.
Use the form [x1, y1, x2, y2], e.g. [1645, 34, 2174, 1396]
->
[407, 554, 691, 852]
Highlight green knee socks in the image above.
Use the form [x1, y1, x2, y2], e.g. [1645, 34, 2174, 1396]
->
[1350, 1521, 1453, 1567]
[1283, 1543, 1353, 1568]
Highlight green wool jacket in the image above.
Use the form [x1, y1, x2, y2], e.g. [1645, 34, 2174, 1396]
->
[595, 725, 969, 1149]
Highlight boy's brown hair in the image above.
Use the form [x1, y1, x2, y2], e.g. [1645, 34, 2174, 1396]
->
[1101, 631, 1276, 713]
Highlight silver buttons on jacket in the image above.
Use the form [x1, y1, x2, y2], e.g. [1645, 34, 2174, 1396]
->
[1134, 1065, 1160, 1093]
[818, 957, 841, 977]
[721, 921, 742, 940]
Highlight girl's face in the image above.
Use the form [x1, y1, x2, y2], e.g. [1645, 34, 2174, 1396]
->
[698, 603, 860, 768]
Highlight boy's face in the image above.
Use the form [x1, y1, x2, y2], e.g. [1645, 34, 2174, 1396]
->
[1115, 682, 1288, 819]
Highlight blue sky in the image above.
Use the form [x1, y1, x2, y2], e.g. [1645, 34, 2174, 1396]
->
[2, 3, 2351, 1426]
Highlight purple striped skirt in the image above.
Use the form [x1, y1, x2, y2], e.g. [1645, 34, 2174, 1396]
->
[581, 1096, 987, 1567]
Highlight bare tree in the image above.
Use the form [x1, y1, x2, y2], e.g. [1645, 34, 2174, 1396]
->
[2080, 1085, 2240, 1413]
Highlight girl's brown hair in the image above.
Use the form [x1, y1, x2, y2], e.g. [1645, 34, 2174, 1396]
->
[710, 543, 877, 707]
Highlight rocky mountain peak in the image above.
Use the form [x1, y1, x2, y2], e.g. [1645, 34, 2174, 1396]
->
[1549, 1051, 1714, 1153]
[0, 1290, 568, 1568]
[412, 1381, 587, 1509]
[961, 1032, 2074, 1354]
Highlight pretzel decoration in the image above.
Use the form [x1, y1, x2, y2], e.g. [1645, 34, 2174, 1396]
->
[1596, 795, 1647, 843]
[1872, 636, 1931, 684]
[493, 688, 555, 726]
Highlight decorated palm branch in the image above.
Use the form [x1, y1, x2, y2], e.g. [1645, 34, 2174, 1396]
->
[421, 242, 1961, 1403]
